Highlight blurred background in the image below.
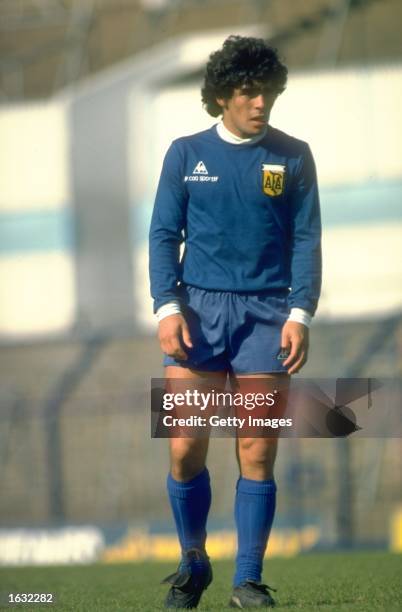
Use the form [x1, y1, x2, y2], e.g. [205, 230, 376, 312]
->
[0, 0, 402, 566]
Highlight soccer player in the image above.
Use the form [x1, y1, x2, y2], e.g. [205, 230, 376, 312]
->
[149, 35, 321, 608]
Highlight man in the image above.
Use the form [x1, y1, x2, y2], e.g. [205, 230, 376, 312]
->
[149, 35, 321, 609]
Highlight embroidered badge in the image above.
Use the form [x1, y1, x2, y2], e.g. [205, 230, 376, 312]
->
[262, 164, 286, 197]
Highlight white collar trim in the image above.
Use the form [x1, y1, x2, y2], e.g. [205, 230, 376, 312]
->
[216, 120, 267, 145]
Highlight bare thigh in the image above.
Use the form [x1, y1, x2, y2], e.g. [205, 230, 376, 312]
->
[233, 373, 290, 480]
[165, 366, 227, 482]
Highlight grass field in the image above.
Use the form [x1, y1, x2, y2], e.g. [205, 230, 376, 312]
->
[0, 551, 401, 611]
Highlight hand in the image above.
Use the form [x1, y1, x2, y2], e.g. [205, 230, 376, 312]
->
[281, 320, 309, 374]
[158, 313, 193, 361]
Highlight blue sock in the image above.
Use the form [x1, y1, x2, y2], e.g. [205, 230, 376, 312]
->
[234, 477, 276, 586]
[167, 468, 211, 554]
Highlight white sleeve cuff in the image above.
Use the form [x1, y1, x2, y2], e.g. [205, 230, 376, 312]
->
[288, 307, 312, 328]
[156, 300, 182, 322]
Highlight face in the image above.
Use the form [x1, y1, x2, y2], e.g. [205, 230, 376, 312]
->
[217, 84, 280, 138]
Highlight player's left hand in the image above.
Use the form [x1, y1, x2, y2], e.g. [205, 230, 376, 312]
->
[281, 320, 309, 374]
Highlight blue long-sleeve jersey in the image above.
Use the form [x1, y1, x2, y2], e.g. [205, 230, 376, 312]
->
[149, 124, 322, 315]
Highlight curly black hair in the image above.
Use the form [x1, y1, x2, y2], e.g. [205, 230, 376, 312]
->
[201, 35, 288, 117]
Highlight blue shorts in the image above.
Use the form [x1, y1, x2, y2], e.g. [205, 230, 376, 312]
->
[163, 284, 290, 374]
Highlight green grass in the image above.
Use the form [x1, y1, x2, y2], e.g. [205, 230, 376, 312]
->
[0, 551, 401, 611]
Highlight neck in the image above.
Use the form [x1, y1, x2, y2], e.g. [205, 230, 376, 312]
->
[217, 120, 267, 145]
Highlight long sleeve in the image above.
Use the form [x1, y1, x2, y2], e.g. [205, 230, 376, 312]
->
[288, 144, 322, 315]
[149, 141, 188, 312]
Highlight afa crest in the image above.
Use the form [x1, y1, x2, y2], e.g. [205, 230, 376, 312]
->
[262, 164, 286, 197]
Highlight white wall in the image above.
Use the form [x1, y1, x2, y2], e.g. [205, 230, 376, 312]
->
[0, 102, 75, 337]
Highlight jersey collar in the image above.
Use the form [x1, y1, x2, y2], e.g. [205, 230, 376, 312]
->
[216, 120, 268, 145]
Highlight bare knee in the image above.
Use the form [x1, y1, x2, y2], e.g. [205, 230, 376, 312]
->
[237, 438, 278, 480]
[170, 438, 209, 482]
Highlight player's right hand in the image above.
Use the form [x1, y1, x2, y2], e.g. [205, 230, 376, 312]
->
[158, 313, 193, 360]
